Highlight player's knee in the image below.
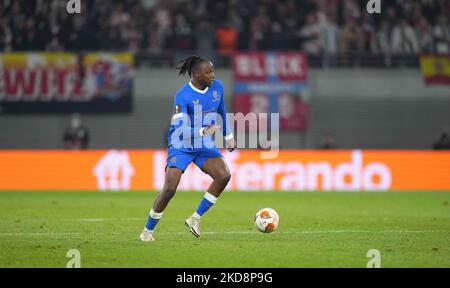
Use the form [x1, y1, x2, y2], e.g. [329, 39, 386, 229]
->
[217, 172, 231, 185]
[162, 187, 177, 200]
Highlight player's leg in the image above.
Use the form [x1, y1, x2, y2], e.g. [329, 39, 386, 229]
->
[152, 167, 183, 212]
[200, 157, 231, 198]
[140, 167, 183, 241]
[185, 151, 231, 237]
[140, 149, 193, 241]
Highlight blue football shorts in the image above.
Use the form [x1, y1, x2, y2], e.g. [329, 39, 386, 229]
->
[166, 147, 223, 173]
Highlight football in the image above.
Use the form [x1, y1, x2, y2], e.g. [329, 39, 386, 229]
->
[254, 208, 279, 233]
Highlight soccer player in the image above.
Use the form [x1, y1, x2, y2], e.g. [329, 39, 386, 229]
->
[140, 55, 236, 241]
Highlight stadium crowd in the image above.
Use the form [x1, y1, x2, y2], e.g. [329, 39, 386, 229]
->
[0, 0, 449, 57]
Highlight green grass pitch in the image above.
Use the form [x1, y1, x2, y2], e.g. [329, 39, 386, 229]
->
[0, 191, 449, 268]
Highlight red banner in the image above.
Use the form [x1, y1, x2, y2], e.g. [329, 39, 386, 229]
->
[232, 52, 309, 131]
[232, 52, 308, 82]
[0, 52, 134, 113]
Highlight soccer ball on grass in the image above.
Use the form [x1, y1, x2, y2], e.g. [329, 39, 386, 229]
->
[254, 208, 279, 233]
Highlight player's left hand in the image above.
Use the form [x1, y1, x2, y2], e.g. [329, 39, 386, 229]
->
[226, 138, 236, 152]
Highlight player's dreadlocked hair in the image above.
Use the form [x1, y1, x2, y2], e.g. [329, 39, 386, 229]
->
[176, 55, 208, 77]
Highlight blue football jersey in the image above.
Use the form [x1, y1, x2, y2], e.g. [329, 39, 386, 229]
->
[167, 80, 233, 151]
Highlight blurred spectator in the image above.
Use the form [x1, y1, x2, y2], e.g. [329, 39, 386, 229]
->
[318, 133, 336, 149]
[228, 8, 244, 32]
[433, 14, 450, 55]
[299, 13, 322, 55]
[63, 113, 90, 150]
[320, 13, 339, 66]
[173, 14, 192, 51]
[385, 5, 398, 28]
[171, 13, 193, 60]
[391, 19, 419, 55]
[249, 17, 269, 50]
[371, 20, 391, 54]
[0, 0, 448, 58]
[216, 22, 238, 56]
[339, 16, 364, 54]
[432, 128, 450, 150]
[339, 16, 364, 66]
[195, 18, 215, 61]
[154, 1, 172, 50]
[361, 12, 375, 52]
[248, 5, 271, 50]
[371, 20, 393, 66]
[269, 22, 287, 50]
[415, 15, 434, 53]
[342, 0, 361, 20]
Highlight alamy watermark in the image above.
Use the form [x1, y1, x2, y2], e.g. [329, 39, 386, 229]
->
[66, 249, 81, 268]
[366, 249, 381, 268]
[66, 0, 81, 14]
[170, 105, 279, 159]
[366, 0, 381, 14]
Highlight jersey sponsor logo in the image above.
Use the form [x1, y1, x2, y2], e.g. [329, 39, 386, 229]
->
[212, 91, 219, 102]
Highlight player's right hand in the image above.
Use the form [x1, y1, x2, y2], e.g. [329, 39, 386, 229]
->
[202, 124, 221, 136]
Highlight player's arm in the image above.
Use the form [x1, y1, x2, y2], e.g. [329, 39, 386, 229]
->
[217, 91, 236, 152]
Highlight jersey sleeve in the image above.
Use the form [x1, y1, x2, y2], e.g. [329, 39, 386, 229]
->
[217, 83, 233, 140]
[171, 92, 204, 140]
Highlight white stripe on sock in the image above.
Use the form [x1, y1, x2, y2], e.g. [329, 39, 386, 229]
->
[204, 192, 217, 204]
[150, 208, 163, 219]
